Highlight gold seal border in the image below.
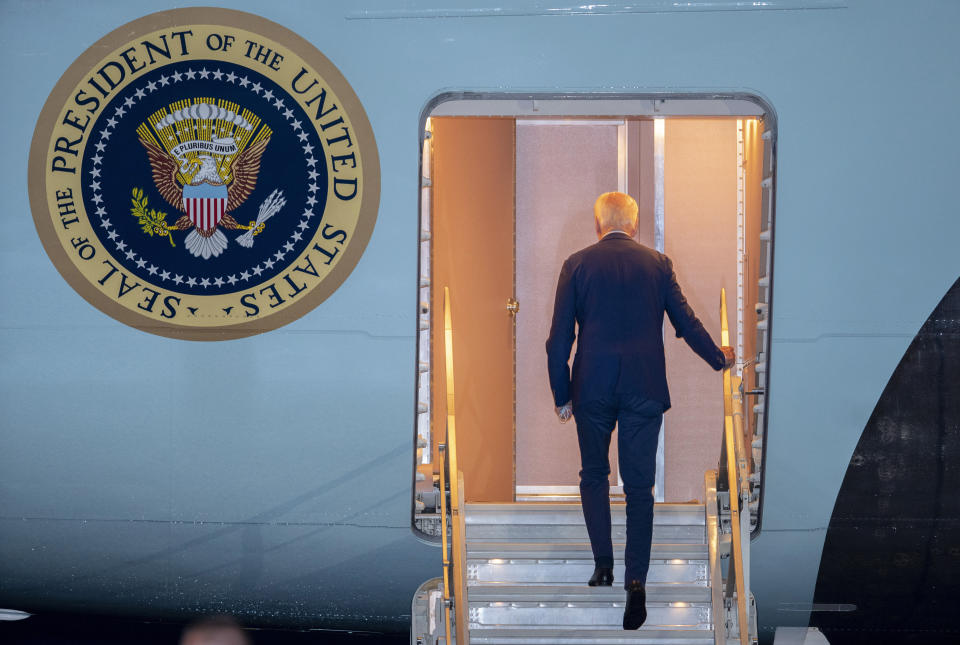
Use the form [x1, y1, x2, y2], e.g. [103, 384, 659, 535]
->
[28, 7, 381, 341]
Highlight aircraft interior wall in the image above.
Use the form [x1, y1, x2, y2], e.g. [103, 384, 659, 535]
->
[514, 120, 624, 494]
[662, 119, 739, 502]
[428, 117, 516, 503]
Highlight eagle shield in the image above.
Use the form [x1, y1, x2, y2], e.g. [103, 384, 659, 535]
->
[183, 183, 229, 230]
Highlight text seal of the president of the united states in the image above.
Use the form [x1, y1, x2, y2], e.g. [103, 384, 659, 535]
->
[29, 8, 380, 340]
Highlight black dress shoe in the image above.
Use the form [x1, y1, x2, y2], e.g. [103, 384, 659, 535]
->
[623, 582, 647, 630]
[587, 566, 614, 586]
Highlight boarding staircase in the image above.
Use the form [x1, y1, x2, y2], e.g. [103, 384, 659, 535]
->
[462, 501, 717, 644]
[411, 288, 757, 645]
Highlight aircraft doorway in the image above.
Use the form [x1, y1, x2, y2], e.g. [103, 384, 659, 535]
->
[414, 96, 775, 533]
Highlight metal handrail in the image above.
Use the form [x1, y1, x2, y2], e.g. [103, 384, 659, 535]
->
[438, 442, 452, 643]
[454, 470, 468, 642]
[720, 288, 751, 645]
[730, 375, 752, 613]
[438, 286, 469, 645]
[704, 469, 724, 645]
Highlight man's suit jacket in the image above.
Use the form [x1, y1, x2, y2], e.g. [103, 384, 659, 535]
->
[546, 232, 725, 411]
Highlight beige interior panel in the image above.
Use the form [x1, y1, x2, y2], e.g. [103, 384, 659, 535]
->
[514, 121, 624, 488]
[663, 119, 738, 502]
[430, 117, 516, 502]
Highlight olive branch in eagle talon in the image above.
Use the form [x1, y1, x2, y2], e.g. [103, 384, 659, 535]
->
[130, 187, 176, 247]
[137, 135, 275, 259]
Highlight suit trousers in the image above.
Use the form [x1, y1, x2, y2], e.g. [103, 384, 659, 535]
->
[573, 395, 664, 588]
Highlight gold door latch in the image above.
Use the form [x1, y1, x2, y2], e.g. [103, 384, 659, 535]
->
[507, 297, 519, 316]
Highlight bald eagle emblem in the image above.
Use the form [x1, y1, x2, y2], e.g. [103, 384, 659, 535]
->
[135, 101, 286, 259]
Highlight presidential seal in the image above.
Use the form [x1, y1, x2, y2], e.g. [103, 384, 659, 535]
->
[29, 8, 379, 340]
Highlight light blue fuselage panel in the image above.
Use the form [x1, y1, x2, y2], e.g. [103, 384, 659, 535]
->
[1, 0, 959, 635]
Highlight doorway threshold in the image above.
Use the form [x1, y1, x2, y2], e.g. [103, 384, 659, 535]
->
[516, 485, 625, 502]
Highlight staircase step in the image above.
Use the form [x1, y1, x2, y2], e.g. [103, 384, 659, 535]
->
[466, 503, 705, 526]
[467, 542, 708, 560]
[469, 600, 711, 630]
[469, 628, 716, 644]
[467, 558, 708, 586]
[466, 523, 704, 543]
[465, 503, 705, 543]
[469, 584, 711, 604]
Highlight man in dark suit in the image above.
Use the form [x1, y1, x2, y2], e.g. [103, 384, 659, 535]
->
[545, 191, 734, 630]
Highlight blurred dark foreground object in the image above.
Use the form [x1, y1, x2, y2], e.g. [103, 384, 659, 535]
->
[181, 615, 250, 645]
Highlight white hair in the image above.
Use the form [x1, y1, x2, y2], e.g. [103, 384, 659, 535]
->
[594, 192, 638, 235]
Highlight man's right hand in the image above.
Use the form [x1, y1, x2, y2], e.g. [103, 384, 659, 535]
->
[720, 346, 736, 369]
